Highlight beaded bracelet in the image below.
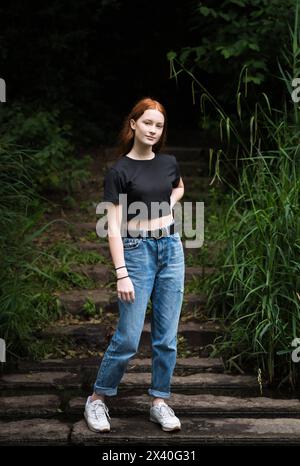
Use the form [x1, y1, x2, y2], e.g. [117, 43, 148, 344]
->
[116, 275, 129, 281]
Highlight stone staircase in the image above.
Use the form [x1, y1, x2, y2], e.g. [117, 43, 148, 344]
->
[1, 146, 300, 446]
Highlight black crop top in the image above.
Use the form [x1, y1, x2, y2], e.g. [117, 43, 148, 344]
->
[102, 152, 181, 222]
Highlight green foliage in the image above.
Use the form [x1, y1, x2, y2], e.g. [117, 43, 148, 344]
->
[0, 145, 55, 359]
[0, 109, 94, 360]
[169, 0, 296, 111]
[0, 103, 91, 193]
[170, 2, 300, 388]
[205, 132, 300, 387]
[83, 298, 102, 318]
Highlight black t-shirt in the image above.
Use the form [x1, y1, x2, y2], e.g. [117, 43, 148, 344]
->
[102, 152, 181, 222]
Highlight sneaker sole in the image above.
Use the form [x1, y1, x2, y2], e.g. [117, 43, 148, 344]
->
[84, 412, 110, 432]
[149, 416, 181, 432]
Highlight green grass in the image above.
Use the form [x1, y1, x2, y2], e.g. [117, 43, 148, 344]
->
[170, 2, 300, 389]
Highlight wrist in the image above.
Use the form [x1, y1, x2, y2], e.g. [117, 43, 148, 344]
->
[115, 265, 126, 271]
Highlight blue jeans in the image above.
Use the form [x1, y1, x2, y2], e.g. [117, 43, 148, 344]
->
[93, 229, 185, 399]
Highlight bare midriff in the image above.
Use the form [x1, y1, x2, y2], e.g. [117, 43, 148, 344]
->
[127, 213, 174, 232]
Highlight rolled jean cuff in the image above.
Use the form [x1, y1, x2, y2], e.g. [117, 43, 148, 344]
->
[148, 388, 171, 398]
[94, 385, 118, 396]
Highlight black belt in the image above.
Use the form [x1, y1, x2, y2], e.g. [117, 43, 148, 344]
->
[125, 222, 176, 239]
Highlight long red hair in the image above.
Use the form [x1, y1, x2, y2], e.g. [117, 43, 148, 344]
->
[115, 96, 168, 158]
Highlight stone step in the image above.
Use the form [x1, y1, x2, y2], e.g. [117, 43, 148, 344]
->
[0, 371, 83, 391]
[17, 356, 224, 374]
[2, 416, 300, 446]
[0, 395, 62, 419]
[41, 320, 223, 350]
[54, 288, 114, 315]
[0, 371, 265, 396]
[54, 288, 208, 316]
[68, 393, 300, 418]
[0, 419, 70, 446]
[113, 372, 264, 395]
[71, 416, 300, 446]
[70, 263, 114, 283]
[2, 392, 299, 423]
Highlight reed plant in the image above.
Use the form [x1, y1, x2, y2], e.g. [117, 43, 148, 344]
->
[168, 1, 300, 388]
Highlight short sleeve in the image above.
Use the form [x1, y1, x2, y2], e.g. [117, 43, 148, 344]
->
[171, 155, 181, 188]
[103, 168, 126, 204]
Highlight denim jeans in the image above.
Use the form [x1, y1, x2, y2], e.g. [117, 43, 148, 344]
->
[93, 229, 185, 399]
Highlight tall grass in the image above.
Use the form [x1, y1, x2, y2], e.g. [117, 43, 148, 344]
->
[0, 107, 93, 361]
[168, 1, 300, 388]
[0, 144, 54, 359]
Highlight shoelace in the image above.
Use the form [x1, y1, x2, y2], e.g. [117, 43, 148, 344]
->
[90, 400, 111, 420]
[155, 404, 175, 418]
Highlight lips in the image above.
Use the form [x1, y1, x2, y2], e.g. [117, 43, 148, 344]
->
[146, 136, 155, 140]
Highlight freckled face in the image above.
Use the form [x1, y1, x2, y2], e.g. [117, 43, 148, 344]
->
[131, 109, 164, 145]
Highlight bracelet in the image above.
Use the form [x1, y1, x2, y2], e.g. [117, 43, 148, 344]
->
[115, 266, 126, 271]
[117, 275, 129, 281]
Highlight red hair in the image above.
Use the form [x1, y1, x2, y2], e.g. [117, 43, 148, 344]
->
[115, 96, 168, 158]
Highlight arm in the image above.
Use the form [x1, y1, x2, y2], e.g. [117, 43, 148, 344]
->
[106, 203, 135, 302]
[170, 177, 184, 209]
[106, 203, 128, 279]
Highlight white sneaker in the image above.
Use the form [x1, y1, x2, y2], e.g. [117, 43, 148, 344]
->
[84, 396, 111, 432]
[150, 402, 181, 432]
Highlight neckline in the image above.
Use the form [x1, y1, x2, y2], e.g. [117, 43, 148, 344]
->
[125, 153, 157, 161]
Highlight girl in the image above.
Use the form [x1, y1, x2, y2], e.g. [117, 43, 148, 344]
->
[84, 97, 185, 433]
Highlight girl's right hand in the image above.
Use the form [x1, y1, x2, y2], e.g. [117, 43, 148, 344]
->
[117, 276, 135, 303]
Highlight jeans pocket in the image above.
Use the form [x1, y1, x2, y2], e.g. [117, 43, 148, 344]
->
[122, 237, 143, 250]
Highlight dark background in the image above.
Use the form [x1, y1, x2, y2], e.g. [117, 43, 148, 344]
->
[0, 0, 204, 146]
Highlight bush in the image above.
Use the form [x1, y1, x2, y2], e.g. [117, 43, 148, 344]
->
[0, 103, 91, 193]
